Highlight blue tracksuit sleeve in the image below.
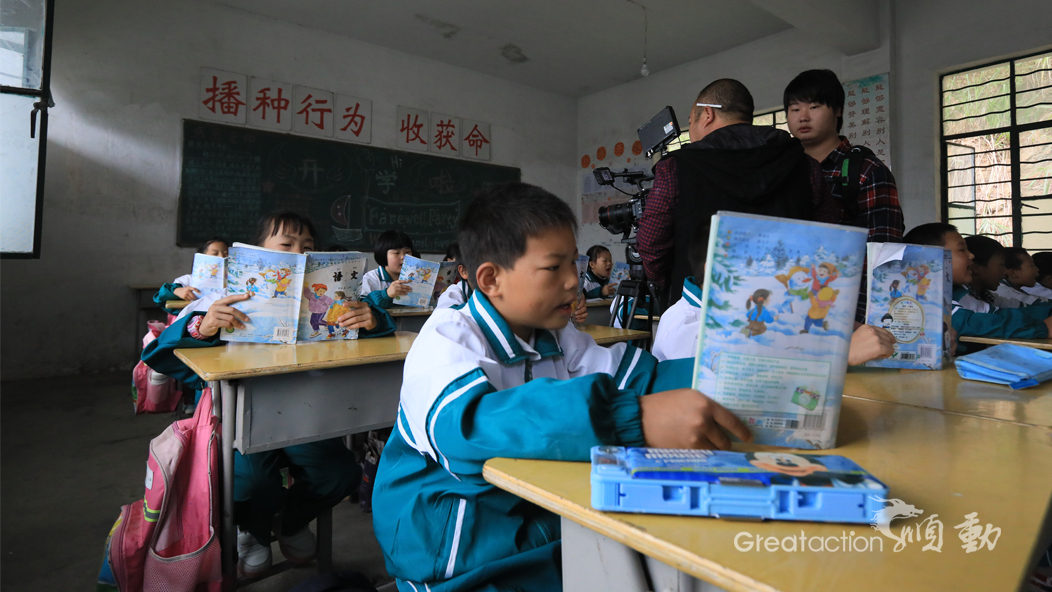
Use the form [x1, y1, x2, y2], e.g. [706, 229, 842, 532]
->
[363, 289, 394, 310]
[951, 306, 1050, 340]
[584, 285, 604, 299]
[426, 368, 646, 478]
[360, 301, 396, 337]
[140, 313, 219, 390]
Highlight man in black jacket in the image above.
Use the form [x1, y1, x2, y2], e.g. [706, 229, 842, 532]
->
[637, 79, 815, 305]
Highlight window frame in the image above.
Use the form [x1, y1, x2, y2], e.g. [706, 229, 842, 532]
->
[0, 0, 56, 259]
[939, 49, 1052, 248]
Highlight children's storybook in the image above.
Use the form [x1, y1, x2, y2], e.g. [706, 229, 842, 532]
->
[864, 243, 953, 369]
[299, 252, 368, 342]
[190, 253, 225, 298]
[223, 243, 307, 344]
[590, 446, 887, 523]
[431, 261, 459, 303]
[610, 261, 631, 286]
[576, 255, 590, 297]
[393, 255, 440, 308]
[693, 212, 868, 449]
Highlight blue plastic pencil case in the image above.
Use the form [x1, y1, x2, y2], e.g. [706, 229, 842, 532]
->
[591, 447, 888, 524]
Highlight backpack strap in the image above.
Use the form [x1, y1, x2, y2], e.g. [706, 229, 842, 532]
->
[840, 145, 874, 225]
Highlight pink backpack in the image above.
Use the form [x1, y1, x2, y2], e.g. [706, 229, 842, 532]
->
[133, 320, 183, 414]
[99, 389, 223, 591]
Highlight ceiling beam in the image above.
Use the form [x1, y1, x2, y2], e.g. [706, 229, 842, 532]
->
[748, 0, 881, 55]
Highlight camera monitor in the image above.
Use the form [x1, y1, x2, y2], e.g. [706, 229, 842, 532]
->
[637, 106, 680, 159]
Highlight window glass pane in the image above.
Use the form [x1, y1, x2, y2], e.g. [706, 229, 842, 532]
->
[946, 134, 1012, 238]
[1015, 52, 1052, 125]
[942, 64, 1011, 135]
[0, 0, 47, 90]
[752, 113, 774, 127]
[1021, 128, 1052, 199]
[0, 93, 41, 253]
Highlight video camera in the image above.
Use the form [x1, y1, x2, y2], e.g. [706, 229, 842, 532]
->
[594, 106, 680, 240]
[591, 106, 682, 325]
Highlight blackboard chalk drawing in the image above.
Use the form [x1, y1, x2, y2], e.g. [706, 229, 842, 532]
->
[362, 197, 459, 235]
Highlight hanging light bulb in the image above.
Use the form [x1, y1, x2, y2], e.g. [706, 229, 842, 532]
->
[641, 59, 650, 77]
[629, 0, 649, 78]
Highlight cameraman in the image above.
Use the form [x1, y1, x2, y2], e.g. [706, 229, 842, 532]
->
[637, 79, 814, 304]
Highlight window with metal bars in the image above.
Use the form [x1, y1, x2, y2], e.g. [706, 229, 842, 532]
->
[941, 50, 1052, 249]
[752, 108, 790, 133]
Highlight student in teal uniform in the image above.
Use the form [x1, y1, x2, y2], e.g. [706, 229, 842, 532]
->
[142, 211, 395, 578]
[372, 182, 751, 592]
[904, 223, 1052, 353]
[152, 237, 229, 314]
[360, 229, 415, 309]
[582, 245, 618, 299]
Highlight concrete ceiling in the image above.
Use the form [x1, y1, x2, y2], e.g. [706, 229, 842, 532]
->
[204, 0, 800, 97]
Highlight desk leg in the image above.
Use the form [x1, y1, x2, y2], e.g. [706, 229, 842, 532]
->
[560, 518, 726, 592]
[215, 380, 237, 589]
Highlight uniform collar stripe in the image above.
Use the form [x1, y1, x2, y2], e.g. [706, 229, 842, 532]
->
[468, 292, 523, 362]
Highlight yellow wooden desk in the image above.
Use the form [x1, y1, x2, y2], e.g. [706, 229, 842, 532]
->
[166, 299, 189, 310]
[388, 306, 433, 332]
[846, 366, 1052, 428]
[484, 396, 1052, 592]
[959, 335, 1052, 350]
[176, 331, 416, 584]
[585, 298, 614, 326]
[577, 324, 650, 346]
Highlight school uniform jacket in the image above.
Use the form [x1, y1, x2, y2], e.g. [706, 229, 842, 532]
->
[435, 281, 472, 309]
[951, 286, 1050, 351]
[372, 290, 690, 592]
[361, 266, 396, 309]
[1023, 283, 1052, 299]
[652, 277, 703, 362]
[581, 269, 609, 299]
[995, 280, 1046, 306]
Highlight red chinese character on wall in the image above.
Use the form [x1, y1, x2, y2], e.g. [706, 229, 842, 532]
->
[298, 94, 332, 129]
[401, 114, 426, 145]
[434, 119, 458, 151]
[341, 102, 366, 136]
[202, 76, 246, 116]
[253, 87, 290, 123]
[464, 124, 489, 156]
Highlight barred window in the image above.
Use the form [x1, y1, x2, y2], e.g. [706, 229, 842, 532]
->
[942, 50, 1052, 248]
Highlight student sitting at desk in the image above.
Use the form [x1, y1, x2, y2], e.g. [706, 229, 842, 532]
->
[361, 229, 414, 309]
[582, 245, 618, 299]
[436, 242, 473, 309]
[998, 247, 1050, 305]
[1026, 251, 1052, 299]
[143, 211, 395, 578]
[371, 182, 752, 592]
[152, 237, 229, 316]
[652, 223, 896, 365]
[904, 223, 1052, 352]
[964, 235, 1025, 309]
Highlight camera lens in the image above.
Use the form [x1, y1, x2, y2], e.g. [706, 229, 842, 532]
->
[598, 202, 635, 235]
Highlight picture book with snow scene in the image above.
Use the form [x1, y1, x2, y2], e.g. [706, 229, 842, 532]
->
[222, 243, 306, 345]
[393, 255, 440, 308]
[864, 243, 953, 369]
[610, 262, 631, 286]
[431, 261, 459, 303]
[299, 252, 368, 342]
[190, 253, 225, 298]
[693, 212, 868, 449]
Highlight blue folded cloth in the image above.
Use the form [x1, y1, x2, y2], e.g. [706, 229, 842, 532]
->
[955, 343, 1052, 389]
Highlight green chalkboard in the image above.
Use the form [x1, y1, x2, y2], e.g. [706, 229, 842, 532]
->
[178, 120, 520, 252]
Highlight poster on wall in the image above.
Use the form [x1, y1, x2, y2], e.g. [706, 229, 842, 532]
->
[841, 73, 891, 169]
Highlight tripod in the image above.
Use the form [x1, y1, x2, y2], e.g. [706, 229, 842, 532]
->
[608, 245, 663, 350]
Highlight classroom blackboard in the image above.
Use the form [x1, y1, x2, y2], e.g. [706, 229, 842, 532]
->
[178, 120, 520, 252]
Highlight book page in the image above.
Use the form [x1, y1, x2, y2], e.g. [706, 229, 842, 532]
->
[299, 252, 368, 341]
[222, 244, 305, 344]
[394, 255, 440, 308]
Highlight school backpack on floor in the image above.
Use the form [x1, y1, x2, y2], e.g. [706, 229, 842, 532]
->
[133, 319, 183, 414]
[97, 389, 222, 592]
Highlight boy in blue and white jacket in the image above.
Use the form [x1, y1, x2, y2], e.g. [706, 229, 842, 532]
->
[372, 183, 752, 592]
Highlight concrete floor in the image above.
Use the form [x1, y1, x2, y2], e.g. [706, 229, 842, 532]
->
[0, 371, 393, 591]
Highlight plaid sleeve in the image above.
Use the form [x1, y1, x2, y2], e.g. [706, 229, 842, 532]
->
[637, 158, 677, 286]
[858, 158, 904, 243]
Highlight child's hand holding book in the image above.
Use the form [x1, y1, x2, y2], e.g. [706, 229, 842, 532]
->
[335, 301, 378, 332]
[174, 286, 201, 301]
[387, 280, 413, 299]
[639, 389, 753, 450]
[198, 293, 252, 337]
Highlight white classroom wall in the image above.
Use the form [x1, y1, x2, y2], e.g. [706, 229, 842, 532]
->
[573, 0, 1052, 260]
[0, 0, 577, 380]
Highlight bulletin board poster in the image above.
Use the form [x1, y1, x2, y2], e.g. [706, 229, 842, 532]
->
[841, 73, 891, 170]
